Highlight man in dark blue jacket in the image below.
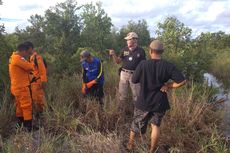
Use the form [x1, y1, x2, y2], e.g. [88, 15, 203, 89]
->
[80, 50, 104, 105]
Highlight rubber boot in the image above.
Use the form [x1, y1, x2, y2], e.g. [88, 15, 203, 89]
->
[23, 120, 32, 132]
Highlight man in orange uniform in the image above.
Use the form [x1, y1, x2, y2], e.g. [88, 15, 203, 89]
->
[9, 43, 34, 131]
[24, 41, 47, 118]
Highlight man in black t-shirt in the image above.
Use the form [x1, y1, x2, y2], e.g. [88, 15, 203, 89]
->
[126, 40, 186, 153]
[109, 32, 146, 113]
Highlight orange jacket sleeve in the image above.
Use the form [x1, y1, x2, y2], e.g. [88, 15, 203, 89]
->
[12, 56, 34, 72]
[9, 53, 34, 89]
[36, 55, 47, 82]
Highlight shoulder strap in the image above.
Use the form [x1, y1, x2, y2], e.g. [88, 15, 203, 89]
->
[34, 55, 38, 68]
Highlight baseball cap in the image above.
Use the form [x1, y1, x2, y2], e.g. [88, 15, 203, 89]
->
[149, 40, 164, 51]
[124, 32, 138, 40]
[80, 50, 91, 62]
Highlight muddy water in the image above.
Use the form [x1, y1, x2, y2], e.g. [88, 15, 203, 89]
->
[204, 73, 230, 137]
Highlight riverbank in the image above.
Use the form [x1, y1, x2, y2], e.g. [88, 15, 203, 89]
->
[204, 73, 230, 138]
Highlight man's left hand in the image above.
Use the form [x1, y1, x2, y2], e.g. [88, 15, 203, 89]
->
[160, 84, 169, 93]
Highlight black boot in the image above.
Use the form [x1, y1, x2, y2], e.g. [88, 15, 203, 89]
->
[24, 120, 39, 132]
[23, 120, 32, 132]
[16, 117, 24, 128]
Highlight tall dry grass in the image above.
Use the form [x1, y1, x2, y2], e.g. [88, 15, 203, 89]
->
[0, 86, 15, 138]
[0, 62, 229, 153]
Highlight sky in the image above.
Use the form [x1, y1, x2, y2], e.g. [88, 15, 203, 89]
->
[0, 0, 230, 37]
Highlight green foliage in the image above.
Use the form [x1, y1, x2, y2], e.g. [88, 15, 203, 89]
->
[156, 16, 192, 53]
[1, 67, 229, 153]
[119, 19, 151, 47]
[1, 1, 230, 152]
[194, 31, 230, 85]
[156, 16, 214, 81]
[1, 2, 230, 84]
[48, 54, 80, 76]
[15, 0, 81, 55]
[0, 89, 14, 138]
[210, 48, 230, 88]
[0, 22, 15, 139]
[81, 2, 113, 51]
[50, 47, 110, 76]
[0, 27, 13, 96]
[15, 14, 46, 49]
[166, 45, 214, 81]
[196, 31, 230, 50]
[43, 0, 81, 54]
[199, 128, 230, 153]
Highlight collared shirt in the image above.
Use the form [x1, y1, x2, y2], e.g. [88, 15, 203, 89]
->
[119, 46, 146, 71]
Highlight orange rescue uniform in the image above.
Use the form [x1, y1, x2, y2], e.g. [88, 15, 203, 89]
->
[9, 52, 34, 120]
[29, 51, 47, 113]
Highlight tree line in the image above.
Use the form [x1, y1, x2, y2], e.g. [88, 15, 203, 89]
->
[1, 0, 230, 94]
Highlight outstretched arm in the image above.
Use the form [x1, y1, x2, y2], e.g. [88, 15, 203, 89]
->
[109, 49, 122, 64]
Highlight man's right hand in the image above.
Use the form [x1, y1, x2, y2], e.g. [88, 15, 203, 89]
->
[109, 49, 115, 56]
[109, 49, 121, 64]
[82, 83, 87, 95]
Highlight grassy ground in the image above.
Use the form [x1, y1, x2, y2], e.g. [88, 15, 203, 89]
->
[0, 62, 229, 153]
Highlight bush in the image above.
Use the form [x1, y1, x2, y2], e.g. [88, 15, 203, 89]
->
[210, 48, 230, 88]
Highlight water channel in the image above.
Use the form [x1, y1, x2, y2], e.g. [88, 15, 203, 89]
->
[204, 73, 230, 137]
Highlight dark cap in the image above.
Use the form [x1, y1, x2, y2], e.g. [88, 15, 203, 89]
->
[80, 50, 91, 62]
[149, 40, 164, 51]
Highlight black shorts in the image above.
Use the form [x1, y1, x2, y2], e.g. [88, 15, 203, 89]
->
[131, 108, 165, 134]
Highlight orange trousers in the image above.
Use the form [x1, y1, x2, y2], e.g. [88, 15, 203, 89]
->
[31, 83, 45, 113]
[11, 87, 32, 121]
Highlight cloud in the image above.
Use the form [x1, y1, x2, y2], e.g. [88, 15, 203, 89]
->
[0, 0, 229, 36]
[1, 19, 28, 32]
[215, 11, 230, 27]
[19, 4, 42, 11]
[1, 18, 22, 22]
